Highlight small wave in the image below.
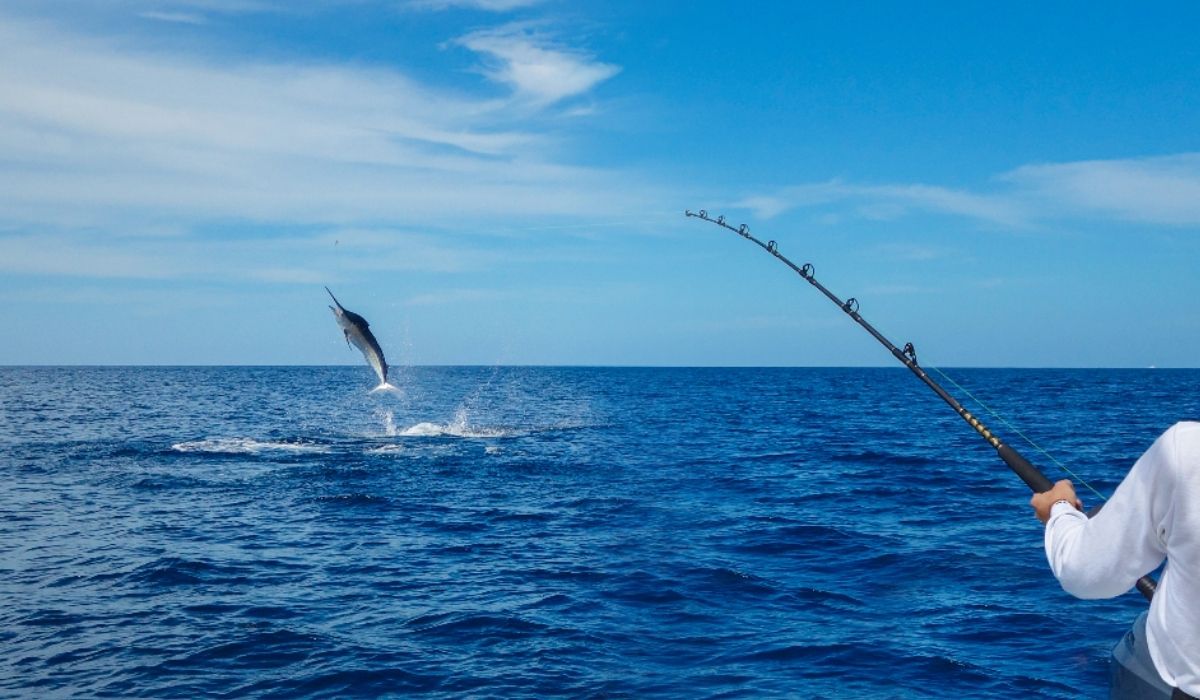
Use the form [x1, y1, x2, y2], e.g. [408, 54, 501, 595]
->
[239, 606, 301, 621]
[600, 570, 689, 605]
[170, 438, 331, 455]
[268, 668, 446, 696]
[131, 474, 210, 490]
[123, 556, 248, 587]
[735, 641, 859, 664]
[405, 611, 548, 639]
[725, 523, 860, 556]
[18, 608, 83, 627]
[173, 627, 318, 667]
[831, 449, 935, 468]
[684, 566, 779, 598]
[313, 493, 392, 508]
[517, 593, 573, 610]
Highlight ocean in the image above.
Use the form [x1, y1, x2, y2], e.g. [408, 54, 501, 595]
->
[2, 366, 1197, 698]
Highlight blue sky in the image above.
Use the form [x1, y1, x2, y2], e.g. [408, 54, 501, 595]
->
[1, 1, 1198, 367]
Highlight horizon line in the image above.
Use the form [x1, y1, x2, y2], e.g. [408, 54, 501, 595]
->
[0, 364, 1190, 370]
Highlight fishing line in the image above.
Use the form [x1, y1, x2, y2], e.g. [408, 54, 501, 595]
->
[924, 364, 1109, 503]
[685, 208, 1155, 602]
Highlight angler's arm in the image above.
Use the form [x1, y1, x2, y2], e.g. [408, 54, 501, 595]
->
[1042, 427, 1177, 599]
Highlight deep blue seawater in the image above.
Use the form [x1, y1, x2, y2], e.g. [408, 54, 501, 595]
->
[2, 366, 1198, 698]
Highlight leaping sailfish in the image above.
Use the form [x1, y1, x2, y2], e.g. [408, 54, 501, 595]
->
[326, 287, 393, 392]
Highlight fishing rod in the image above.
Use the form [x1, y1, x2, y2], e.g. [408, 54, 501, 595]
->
[686, 209, 1157, 603]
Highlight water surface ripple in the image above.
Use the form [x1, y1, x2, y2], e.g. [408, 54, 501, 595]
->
[2, 366, 1197, 698]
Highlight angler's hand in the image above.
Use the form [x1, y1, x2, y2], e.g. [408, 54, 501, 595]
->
[1030, 480, 1084, 524]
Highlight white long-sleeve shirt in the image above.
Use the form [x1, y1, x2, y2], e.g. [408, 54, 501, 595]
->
[1045, 421, 1200, 695]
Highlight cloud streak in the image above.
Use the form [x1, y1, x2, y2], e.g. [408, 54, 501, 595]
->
[454, 23, 620, 107]
[409, 0, 544, 11]
[0, 13, 647, 233]
[737, 153, 1200, 229]
[138, 11, 209, 24]
[736, 180, 1024, 225]
[1006, 154, 1200, 226]
[0, 225, 515, 284]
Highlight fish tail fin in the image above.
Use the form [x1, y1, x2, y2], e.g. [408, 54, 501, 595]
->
[370, 382, 398, 393]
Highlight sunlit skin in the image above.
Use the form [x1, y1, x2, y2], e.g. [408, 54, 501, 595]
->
[1030, 479, 1085, 524]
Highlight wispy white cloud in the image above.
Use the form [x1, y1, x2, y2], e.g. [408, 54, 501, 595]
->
[453, 22, 620, 107]
[401, 281, 646, 308]
[403, 287, 521, 306]
[0, 234, 184, 279]
[1005, 153, 1200, 226]
[0, 220, 609, 285]
[153, 0, 278, 12]
[138, 11, 209, 24]
[317, 228, 507, 273]
[870, 243, 952, 262]
[0, 13, 651, 235]
[734, 180, 1025, 226]
[736, 153, 1200, 229]
[0, 225, 475, 283]
[10, 0, 283, 22]
[409, 0, 544, 11]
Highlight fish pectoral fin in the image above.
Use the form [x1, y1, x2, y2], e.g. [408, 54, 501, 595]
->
[343, 330, 352, 348]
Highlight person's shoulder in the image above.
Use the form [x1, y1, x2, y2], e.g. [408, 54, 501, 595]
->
[1164, 421, 1200, 441]
[1160, 422, 1200, 469]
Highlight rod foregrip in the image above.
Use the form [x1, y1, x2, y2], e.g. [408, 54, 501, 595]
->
[996, 443, 1056, 493]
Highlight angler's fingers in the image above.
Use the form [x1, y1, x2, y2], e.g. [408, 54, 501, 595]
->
[1030, 481, 1082, 524]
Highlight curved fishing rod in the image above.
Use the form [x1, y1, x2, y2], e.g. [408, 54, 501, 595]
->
[686, 209, 1157, 603]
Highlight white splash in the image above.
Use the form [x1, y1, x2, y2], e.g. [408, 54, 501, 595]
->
[378, 410, 400, 437]
[395, 422, 509, 438]
[396, 409, 513, 438]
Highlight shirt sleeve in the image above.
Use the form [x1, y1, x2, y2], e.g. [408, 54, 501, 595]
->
[1043, 425, 1177, 599]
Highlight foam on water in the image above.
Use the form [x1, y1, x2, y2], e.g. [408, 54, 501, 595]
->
[397, 421, 512, 438]
[364, 444, 406, 455]
[170, 437, 331, 454]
